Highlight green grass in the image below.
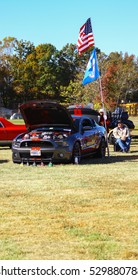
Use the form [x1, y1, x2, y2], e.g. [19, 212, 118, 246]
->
[0, 116, 138, 260]
[0, 138, 138, 260]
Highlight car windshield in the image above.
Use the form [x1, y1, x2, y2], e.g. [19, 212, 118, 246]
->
[72, 116, 96, 131]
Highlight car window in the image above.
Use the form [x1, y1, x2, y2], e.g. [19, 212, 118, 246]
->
[90, 119, 96, 127]
[72, 118, 80, 131]
[82, 119, 95, 127]
[0, 122, 4, 128]
[82, 119, 92, 127]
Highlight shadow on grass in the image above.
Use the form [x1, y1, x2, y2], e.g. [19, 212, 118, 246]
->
[81, 152, 138, 165]
[0, 160, 9, 164]
[0, 147, 10, 164]
[0, 145, 137, 166]
[0, 147, 11, 149]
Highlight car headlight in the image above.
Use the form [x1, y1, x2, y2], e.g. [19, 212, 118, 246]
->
[12, 141, 20, 148]
[54, 133, 69, 147]
[55, 140, 69, 147]
[62, 141, 69, 147]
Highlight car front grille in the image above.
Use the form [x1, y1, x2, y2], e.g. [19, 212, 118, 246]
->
[20, 141, 53, 148]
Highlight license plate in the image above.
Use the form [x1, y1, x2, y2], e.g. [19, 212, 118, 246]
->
[30, 147, 41, 156]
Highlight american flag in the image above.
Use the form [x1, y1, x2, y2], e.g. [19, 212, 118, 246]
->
[77, 18, 95, 55]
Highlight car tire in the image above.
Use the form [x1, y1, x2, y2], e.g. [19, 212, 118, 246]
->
[108, 131, 115, 144]
[72, 142, 81, 164]
[96, 138, 106, 158]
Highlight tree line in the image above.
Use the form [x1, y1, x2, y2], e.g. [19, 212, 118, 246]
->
[0, 37, 138, 111]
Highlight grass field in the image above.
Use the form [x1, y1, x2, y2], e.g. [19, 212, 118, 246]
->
[0, 117, 138, 260]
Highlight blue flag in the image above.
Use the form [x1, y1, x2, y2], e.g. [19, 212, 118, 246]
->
[82, 48, 100, 85]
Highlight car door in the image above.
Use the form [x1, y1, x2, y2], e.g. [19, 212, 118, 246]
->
[80, 118, 97, 153]
[0, 122, 8, 141]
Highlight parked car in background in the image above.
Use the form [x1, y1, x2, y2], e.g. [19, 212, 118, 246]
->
[67, 105, 100, 124]
[10, 113, 23, 120]
[12, 100, 107, 165]
[0, 107, 13, 119]
[0, 117, 27, 147]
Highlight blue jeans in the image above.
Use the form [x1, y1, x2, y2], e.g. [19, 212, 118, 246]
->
[116, 137, 131, 152]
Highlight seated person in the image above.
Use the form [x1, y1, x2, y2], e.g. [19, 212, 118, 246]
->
[113, 120, 131, 152]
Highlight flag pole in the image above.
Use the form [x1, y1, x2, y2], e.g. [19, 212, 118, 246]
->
[98, 75, 110, 157]
[77, 18, 110, 156]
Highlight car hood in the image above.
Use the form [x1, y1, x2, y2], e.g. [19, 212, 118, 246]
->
[20, 100, 75, 130]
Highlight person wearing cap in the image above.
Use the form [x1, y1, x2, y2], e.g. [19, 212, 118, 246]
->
[99, 108, 110, 133]
[113, 120, 131, 152]
[99, 109, 106, 126]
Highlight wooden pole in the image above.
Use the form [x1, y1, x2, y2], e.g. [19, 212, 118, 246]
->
[99, 76, 110, 157]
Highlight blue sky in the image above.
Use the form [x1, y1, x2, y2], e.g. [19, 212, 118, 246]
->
[0, 0, 138, 56]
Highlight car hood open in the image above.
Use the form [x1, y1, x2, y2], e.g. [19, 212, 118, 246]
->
[20, 100, 75, 131]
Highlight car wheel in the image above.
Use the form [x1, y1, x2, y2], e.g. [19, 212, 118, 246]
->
[108, 131, 115, 144]
[96, 138, 106, 158]
[72, 142, 81, 164]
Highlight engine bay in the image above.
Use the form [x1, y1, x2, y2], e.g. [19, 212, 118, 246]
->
[22, 129, 71, 141]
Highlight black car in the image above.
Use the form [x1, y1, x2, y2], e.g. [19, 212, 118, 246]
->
[68, 105, 100, 123]
[12, 100, 107, 165]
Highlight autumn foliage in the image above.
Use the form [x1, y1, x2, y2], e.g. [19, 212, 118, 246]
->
[0, 37, 138, 110]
